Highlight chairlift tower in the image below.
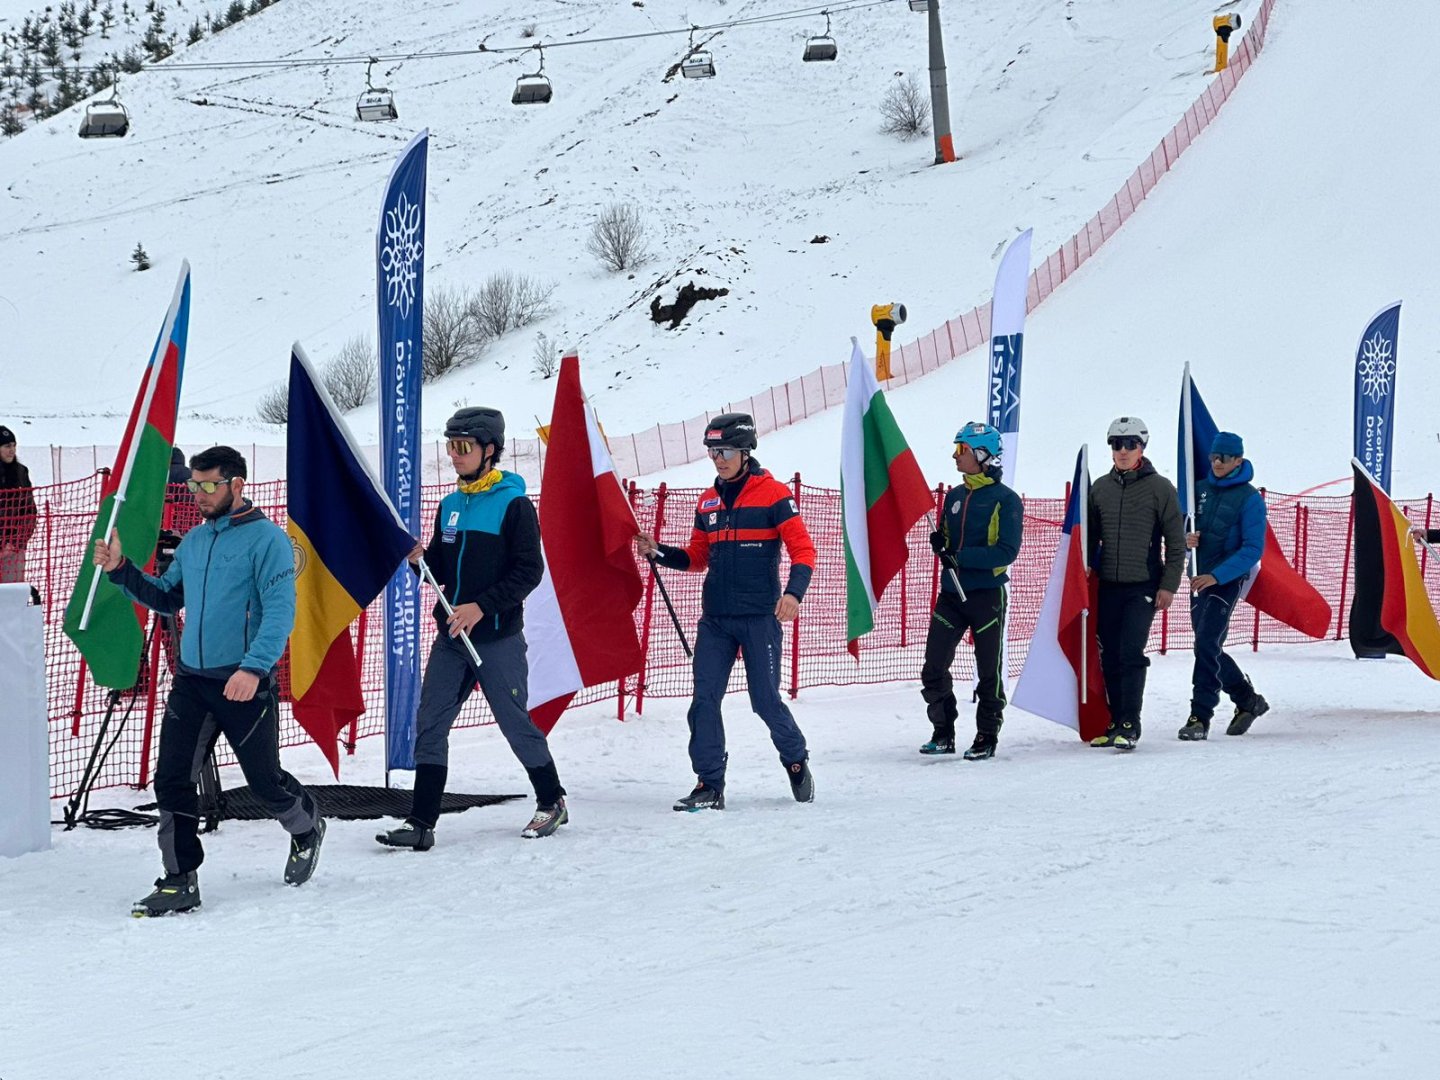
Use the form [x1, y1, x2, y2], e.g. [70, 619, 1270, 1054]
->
[911, 0, 955, 164]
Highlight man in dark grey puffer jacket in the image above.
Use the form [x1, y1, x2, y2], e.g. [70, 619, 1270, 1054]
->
[1087, 417, 1186, 749]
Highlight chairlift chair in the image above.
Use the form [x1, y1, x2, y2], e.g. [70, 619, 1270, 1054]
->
[356, 59, 398, 122]
[512, 44, 553, 105]
[803, 13, 838, 62]
[681, 49, 716, 79]
[78, 97, 130, 138]
[908, 0, 930, 11]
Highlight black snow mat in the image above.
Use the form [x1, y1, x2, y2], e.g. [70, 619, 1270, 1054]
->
[139, 785, 525, 822]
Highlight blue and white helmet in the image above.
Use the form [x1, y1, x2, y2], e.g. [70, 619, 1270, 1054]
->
[954, 421, 1002, 465]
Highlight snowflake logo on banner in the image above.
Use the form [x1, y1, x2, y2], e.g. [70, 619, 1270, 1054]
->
[1357, 331, 1395, 404]
[380, 193, 423, 318]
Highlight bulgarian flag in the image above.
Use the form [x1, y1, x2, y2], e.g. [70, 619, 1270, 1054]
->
[63, 262, 191, 689]
[841, 336, 935, 655]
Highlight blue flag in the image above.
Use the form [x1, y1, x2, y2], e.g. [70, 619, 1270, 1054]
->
[1353, 302, 1401, 493]
[1177, 363, 1219, 519]
[378, 130, 428, 772]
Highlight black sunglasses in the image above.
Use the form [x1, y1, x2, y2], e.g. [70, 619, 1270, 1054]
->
[1108, 437, 1144, 452]
[1209, 453, 1239, 465]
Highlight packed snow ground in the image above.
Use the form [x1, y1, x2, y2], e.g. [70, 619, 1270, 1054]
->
[2, 0, 1257, 474]
[5, 644, 1440, 1078]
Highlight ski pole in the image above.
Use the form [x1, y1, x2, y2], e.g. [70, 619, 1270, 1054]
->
[416, 556, 483, 668]
[647, 556, 692, 658]
[925, 512, 968, 603]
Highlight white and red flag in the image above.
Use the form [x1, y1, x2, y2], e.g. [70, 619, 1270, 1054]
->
[1012, 446, 1109, 742]
[527, 351, 645, 733]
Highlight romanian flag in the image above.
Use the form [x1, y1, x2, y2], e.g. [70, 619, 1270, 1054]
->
[841, 336, 936, 656]
[64, 262, 190, 688]
[287, 345, 416, 773]
[1348, 460, 1440, 679]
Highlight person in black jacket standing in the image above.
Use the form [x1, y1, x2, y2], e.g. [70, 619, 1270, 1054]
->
[376, 407, 568, 850]
[920, 422, 1024, 761]
[0, 425, 37, 586]
[1087, 417, 1186, 750]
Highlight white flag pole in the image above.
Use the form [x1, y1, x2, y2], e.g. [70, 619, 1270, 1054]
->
[1182, 363, 1198, 578]
[78, 262, 190, 630]
[416, 556, 482, 668]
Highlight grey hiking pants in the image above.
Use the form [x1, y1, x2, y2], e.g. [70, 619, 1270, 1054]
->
[413, 631, 555, 772]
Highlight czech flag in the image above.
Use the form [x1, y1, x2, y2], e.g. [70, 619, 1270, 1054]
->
[287, 345, 416, 773]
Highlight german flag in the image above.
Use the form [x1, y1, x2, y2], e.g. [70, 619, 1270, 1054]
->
[1349, 461, 1440, 679]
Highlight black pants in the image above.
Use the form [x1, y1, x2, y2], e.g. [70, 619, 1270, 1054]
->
[1096, 582, 1157, 734]
[154, 673, 319, 875]
[1190, 579, 1252, 721]
[920, 588, 1007, 739]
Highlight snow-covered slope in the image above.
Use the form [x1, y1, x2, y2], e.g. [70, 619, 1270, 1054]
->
[3, 0, 1255, 463]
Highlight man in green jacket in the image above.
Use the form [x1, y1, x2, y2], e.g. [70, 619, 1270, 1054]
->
[1088, 417, 1186, 750]
[920, 422, 1024, 761]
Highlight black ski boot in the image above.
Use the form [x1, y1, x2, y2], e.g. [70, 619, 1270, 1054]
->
[132, 871, 201, 917]
[785, 760, 815, 803]
[963, 732, 997, 760]
[521, 797, 569, 839]
[1227, 693, 1269, 736]
[1178, 715, 1210, 741]
[1112, 719, 1141, 751]
[674, 782, 725, 812]
[284, 817, 326, 886]
[376, 819, 436, 851]
[919, 733, 956, 755]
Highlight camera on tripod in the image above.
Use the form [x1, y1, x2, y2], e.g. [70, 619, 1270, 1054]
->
[154, 529, 181, 576]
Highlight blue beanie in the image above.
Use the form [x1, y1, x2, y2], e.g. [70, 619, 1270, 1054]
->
[1210, 431, 1244, 457]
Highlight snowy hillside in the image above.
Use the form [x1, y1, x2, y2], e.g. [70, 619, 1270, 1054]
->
[3, 0, 1259, 476]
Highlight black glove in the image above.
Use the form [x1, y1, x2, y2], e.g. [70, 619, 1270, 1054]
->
[928, 530, 946, 556]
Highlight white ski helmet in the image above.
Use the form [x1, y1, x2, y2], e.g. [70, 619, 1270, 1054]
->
[1106, 416, 1149, 446]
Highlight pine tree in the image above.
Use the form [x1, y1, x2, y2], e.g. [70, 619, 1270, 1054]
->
[1, 103, 24, 138]
[131, 243, 151, 271]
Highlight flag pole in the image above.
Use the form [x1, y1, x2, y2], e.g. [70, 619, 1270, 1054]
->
[925, 512, 968, 602]
[646, 557, 692, 658]
[1079, 444, 1090, 705]
[1181, 363, 1198, 578]
[78, 263, 189, 631]
[415, 556, 483, 668]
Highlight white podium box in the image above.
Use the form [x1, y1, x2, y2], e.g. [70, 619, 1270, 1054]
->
[0, 583, 50, 857]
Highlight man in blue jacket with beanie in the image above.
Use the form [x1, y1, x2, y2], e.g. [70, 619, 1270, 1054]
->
[94, 446, 324, 916]
[1179, 431, 1271, 740]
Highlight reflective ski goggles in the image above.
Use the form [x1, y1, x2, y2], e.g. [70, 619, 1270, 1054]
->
[446, 438, 476, 455]
[707, 447, 743, 461]
[185, 478, 235, 494]
[1108, 436, 1144, 452]
[1210, 452, 1239, 465]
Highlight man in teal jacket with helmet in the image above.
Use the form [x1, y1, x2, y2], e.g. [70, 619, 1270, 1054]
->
[1179, 431, 1270, 740]
[921, 421, 1024, 761]
[94, 446, 324, 916]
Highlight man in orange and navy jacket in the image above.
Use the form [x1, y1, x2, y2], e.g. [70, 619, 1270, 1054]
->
[635, 413, 817, 812]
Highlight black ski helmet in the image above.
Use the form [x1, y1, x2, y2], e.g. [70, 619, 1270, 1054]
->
[703, 412, 757, 451]
[445, 406, 505, 451]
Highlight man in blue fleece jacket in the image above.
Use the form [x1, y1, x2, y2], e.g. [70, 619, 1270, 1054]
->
[1178, 432, 1271, 741]
[94, 446, 324, 916]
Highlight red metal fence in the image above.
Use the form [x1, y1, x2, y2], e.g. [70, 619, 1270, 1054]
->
[12, 467, 1436, 799]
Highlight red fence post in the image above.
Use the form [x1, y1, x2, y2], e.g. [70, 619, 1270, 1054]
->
[635, 482, 666, 716]
[1422, 494, 1434, 576]
[347, 609, 368, 754]
[1335, 497, 1355, 640]
[71, 658, 88, 738]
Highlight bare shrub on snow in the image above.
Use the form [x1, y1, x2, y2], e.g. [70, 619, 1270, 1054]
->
[586, 202, 651, 272]
[880, 74, 930, 140]
[468, 271, 556, 339]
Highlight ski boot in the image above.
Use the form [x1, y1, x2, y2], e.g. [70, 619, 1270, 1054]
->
[674, 781, 725, 812]
[1178, 715, 1210, 741]
[132, 871, 201, 917]
[375, 819, 436, 851]
[1227, 694, 1269, 736]
[1111, 719, 1141, 751]
[963, 732, 997, 761]
[522, 797, 569, 839]
[284, 817, 326, 886]
[919, 733, 956, 755]
[786, 760, 815, 803]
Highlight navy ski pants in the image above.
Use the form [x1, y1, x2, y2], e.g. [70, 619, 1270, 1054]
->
[1189, 579, 1252, 721]
[687, 614, 808, 789]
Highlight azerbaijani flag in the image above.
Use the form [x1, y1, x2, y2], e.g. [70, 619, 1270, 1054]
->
[63, 261, 191, 689]
[287, 344, 416, 774]
[841, 336, 935, 655]
[1012, 446, 1109, 741]
[1348, 459, 1440, 679]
